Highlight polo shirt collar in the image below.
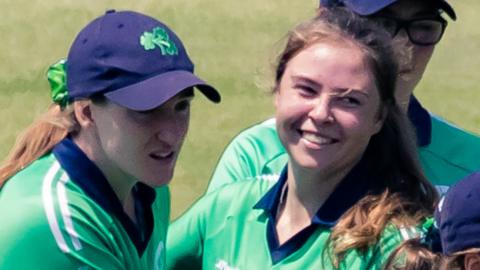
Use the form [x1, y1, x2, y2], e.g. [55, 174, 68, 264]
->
[408, 96, 431, 147]
[254, 158, 371, 264]
[52, 137, 156, 256]
[254, 158, 371, 228]
[253, 167, 288, 214]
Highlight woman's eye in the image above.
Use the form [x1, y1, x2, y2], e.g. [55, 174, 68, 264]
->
[175, 100, 191, 112]
[339, 96, 361, 106]
[295, 85, 316, 96]
[136, 108, 156, 115]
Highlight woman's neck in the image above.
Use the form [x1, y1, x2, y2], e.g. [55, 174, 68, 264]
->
[122, 190, 138, 225]
[93, 159, 138, 224]
[275, 162, 352, 245]
[72, 134, 137, 222]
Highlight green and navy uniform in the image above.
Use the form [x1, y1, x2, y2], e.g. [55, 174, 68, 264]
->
[207, 97, 480, 194]
[0, 138, 169, 269]
[167, 162, 421, 269]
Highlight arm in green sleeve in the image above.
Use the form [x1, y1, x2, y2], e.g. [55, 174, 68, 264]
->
[207, 119, 286, 194]
[206, 133, 258, 193]
[166, 193, 213, 270]
[0, 207, 126, 270]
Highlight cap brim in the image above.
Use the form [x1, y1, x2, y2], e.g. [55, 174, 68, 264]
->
[439, 1, 456, 20]
[337, 0, 456, 19]
[104, 70, 220, 111]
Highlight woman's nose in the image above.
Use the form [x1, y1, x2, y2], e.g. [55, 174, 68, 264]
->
[154, 115, 189, 144]
[308, 98, 334, 124]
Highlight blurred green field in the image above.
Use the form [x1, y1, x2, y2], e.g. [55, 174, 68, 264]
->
[0, 0, 479, 219]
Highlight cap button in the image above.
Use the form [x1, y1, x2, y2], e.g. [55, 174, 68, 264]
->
[105, 9, 116, 14]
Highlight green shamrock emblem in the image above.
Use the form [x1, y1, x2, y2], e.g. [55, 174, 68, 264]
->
[140, 32, 156, 50]
[140, 27, 178, 55]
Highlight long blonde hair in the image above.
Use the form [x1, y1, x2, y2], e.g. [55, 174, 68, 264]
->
[0, 104, 78, 187]
[274, 7, 438, 266]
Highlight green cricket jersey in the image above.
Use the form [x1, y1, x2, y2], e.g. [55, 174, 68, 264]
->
[0, 138, 169, 270]
[207, 98, 480, 194]
[167, 165, 422, 270]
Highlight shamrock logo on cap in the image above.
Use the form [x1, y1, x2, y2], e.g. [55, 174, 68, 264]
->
[140, 26, 178, 56]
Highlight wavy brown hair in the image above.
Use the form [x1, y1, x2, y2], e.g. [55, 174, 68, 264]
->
[274, 7, 438, 267]
[383, 239, 480, 270]
[0, 104, 78, 187]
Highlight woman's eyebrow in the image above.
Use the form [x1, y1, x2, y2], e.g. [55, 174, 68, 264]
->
[333, 88, 370, 98]
[291, 75, 321, 88]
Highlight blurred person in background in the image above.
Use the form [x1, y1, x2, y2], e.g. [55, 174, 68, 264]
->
[385, 172, 480, 270]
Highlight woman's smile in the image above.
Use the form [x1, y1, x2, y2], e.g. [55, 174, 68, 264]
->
[298, 129, 339, 148]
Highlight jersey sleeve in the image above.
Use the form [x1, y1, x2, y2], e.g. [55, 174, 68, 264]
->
[206, 132, 260, 193]
[0, 200, 126, 270]
[166, 191, 214, 270]
[207, 119, 286, 194]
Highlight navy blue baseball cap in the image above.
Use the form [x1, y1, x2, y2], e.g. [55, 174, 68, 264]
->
[435, 172, 480, 255]
[319, 0, 456, 20]
[66, 10, 220, 111]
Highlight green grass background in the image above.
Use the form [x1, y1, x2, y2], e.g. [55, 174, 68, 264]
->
[0, 1, 478, 219]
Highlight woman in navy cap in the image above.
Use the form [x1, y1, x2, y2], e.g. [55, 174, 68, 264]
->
[0, 10, 219, 269]
[436, 172, 480, 269]
[385, 172, 480, 270]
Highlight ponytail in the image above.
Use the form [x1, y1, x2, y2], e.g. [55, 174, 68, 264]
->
[0, 104, 77, 187]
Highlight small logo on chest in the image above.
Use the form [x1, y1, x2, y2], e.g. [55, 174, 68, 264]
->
[215, 259, 239, 270]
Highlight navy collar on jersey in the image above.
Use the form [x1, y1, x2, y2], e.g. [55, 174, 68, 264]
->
[408, 96, 431, 147]
[254, 158, 371, 264]
[52, 137, 156, 256]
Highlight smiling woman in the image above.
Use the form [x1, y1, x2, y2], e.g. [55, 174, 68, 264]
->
[274, 41, 384, 176]
[0, 10, 219, 270]
[166, 7, 437, 270]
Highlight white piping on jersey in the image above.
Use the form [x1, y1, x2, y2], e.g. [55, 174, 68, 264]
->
[42, 161, 70, 252]
[254, 174, 280, 182]
[399, 228, 410, 240]
[42, 161, 83, 253]
[57, 172, 82, 251]
[399, 226, 420, 241]
[154, 241, 165, 270]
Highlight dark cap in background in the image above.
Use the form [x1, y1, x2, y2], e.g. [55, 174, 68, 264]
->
[319, 0, 456, 20]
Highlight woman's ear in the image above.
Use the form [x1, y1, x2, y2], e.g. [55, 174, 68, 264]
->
[73, 100, 94, 128]
[273, 86, 280, 109]
[464, 252, 480, 270]
[373, 105, 387, 134]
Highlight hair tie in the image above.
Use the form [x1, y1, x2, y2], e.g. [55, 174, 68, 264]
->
[47, 59, 69, 108]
